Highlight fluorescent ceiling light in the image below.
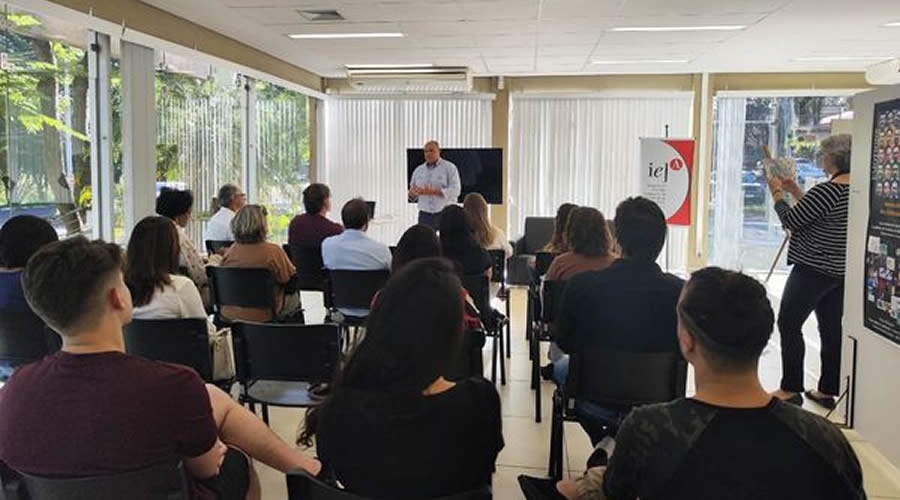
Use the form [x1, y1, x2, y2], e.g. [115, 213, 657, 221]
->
[794, 56, 893, 62]
[288, 32, 405, 39]
[884, 22, 900, 27]
[347, 68, 453, 74]
[346, 64, 434, 69]
[610, 25, 745, 32]
[592, 59, 689, 65]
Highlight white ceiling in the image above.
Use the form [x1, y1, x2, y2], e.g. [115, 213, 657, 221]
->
[140, 0, 900, 77]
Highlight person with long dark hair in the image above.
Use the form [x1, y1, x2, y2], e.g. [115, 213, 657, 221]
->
[439, 205, 492, 278]
[299, 258, 503, 499]
[0, 215, 58, 311]
[544, 203, 578, 253]
[392, 224, 442, 271]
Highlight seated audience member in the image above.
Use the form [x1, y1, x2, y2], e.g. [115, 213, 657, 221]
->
[463, 193, 512, 258]
[321, 198, 392, 318]
[300, 258, 503, 499]
[204, 183, 246, 244]
[520, 268, 865, 500]
[156, 188, 210, 306]
[440, 205, 492, 278]
[545, 207, 616, 282]
[543, 207, 617, 371]
[544, 203, 578, 254]
[392, 224, 479, 331]
[554, 197, 683, 445]
[220, 205, 301, 322]
[0, 215, 58, 311]
[0, 237, 320, 500]
[288, 183, 343, 252]
[125, 216, 217, 339]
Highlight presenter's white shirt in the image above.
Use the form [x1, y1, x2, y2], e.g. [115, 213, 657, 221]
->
[410, 158, 461, 214]
[205, 207, 235, 242]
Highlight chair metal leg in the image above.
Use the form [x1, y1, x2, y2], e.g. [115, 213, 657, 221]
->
[261, 404, 270, 425]
[491, 330, 498, 385]
[499, 327, 506, 386]
[549, 390, 565, 480]
[505, 296, 512, 359]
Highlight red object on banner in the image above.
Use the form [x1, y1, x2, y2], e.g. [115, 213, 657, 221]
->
[664, 139, 695, 226]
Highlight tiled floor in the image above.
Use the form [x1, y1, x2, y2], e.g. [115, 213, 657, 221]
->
[252, 287, 900, 499]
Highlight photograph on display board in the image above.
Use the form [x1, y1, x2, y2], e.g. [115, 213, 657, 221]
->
[864, 97, 900, 345]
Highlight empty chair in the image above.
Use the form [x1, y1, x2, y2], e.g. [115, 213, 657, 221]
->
[285, 469, 492, 500]
[459, 274, 505, 386]
[530, 280, 566, 423]
[1, 461, 189, 500]
[325, 269, 390, 347]
[204, 240, 233, 256]
[487, 249, 512, 360]
[206, 266, 277, 324]
[123, 318, 215, 382]
[231, 321, 341, 424]
[0, 311, 60, 370]
[547, 350, 686, 479]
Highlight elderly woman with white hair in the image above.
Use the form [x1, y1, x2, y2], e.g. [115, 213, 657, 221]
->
[767, 134, 852, 410]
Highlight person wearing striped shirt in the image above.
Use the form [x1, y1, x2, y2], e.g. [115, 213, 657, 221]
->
[767, 134, 851, 410]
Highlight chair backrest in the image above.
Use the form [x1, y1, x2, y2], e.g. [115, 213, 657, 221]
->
[288, 245, 328, 291]
[534, 252, 559, 278]
[231, 322, 341, 383]
[123, 319, 213, 381]
[445, 330, 485, 381]
[0, 311, 61, 368]
[206, 266, 277, 320]
[205, 240, 233, 256]
[486, 249, 506, 285]
[522, 217, 554, 254]
[567, 350, 687, 408]
[540, 280, 567, 324]
[326, 270, 390, 311]
[458, 275, 490, 323]
[285, 470, 491, 500]
[4, 462, 189, 500]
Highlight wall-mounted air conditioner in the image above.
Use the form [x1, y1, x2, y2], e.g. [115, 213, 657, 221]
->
[346, 67, 472, 94]
[866, 58, 900, 85]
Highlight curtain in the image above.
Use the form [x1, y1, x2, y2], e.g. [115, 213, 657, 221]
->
[508, 94, 694, 270]
[709, 97, 748, 270]
[322, 96, 492, 245]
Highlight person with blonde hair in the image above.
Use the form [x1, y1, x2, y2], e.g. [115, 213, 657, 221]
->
[220, 204, 301, 322]
[463, 193, 512, 258]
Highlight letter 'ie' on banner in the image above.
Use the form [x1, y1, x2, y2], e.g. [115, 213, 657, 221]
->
[639, 137, 695, 226]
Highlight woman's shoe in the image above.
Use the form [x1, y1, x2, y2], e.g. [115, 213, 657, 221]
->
[805, 390, 836, 409]
[773, 390, 803, 406]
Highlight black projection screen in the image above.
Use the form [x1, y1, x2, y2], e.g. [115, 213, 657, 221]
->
[406, 148, 503, 204]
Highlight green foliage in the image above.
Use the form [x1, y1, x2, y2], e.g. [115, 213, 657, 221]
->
[789, 136, 820, 161]
[156, 144, 180, 181]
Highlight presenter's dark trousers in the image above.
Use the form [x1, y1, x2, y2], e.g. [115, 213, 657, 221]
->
[418, 211, 442, 230]
[778, 263, 844, 396]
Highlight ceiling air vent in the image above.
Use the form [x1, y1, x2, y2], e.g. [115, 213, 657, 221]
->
[298, 9, 344, 22]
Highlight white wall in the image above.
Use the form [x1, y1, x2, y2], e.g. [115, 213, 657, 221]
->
[846, 85, 900, 466]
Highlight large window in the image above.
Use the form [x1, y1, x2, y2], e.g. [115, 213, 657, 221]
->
[256, 81, 310, 244]
[707, 95, 851, 272]
[0, 7, 92, 238]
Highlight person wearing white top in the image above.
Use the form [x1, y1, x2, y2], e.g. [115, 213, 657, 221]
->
[408, 140, 461, 230]
[204, 184, 246, 244]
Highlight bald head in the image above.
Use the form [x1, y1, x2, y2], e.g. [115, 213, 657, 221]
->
[424, 140, 441, 164]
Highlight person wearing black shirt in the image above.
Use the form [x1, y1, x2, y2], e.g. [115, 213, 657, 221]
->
[520, 267, 865, 500]
[553, 197, 683, 444]
[299, 258, 503, 499]
[439, 205, 492, 277]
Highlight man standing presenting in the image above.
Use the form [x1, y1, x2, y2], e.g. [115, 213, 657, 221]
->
[409, 140, 461, 229]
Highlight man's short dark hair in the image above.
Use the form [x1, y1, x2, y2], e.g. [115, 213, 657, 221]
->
[678, 267, 774, 373]
[566, 207, 611, 258]
[22, 237, 123, 334]
[0, 215, 59, 268]
[614, 197, 667, 263]
[303, 184, 331, 215]
[218, 184, 240, 210]
[341, 198, 370, 230]
[155, 188, 194, 220]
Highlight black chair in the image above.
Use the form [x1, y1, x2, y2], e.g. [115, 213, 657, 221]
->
[525, 252, 559, 348]
[231, 321, 341, 425]
[123, 319, 219, 384]
[487, 249, 512, 360]
[509, 217, 555, 285]
[533, 252, 559, 280]
[325, 269, 390, 350]
[286, 469, 491, 500]
[206, 266, 277, 325]
[547, 350, 687, 479]
[205, 240, 233, 256]
[459, 274, 506, 386]
[288, 245, 329, 293]
[1, 461, 189, 500]
[0, 311, 60, 371]
[529, 280, 566, 423]
[446, 330, 486, 381]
